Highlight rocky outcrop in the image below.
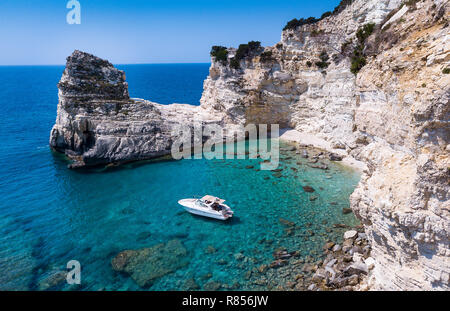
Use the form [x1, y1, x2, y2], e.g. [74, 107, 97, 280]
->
[50, 50, 225, 168]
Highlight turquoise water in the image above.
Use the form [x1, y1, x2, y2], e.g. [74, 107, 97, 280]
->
[0, 65, 360, 290]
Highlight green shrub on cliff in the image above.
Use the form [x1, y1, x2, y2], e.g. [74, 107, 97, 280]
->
[283, 17, 318, 31]
[230, 58, 240, 69]
[230, 41, 262, 69]
[315, 51, 330, 69]
[350, 23, 375, 75]
[210, 46, 228, 65]
[332, 0, 355, 15]
[443, 68, 450, 74]
[350, 54, 366, 74]
[321, 11, 332, 19]
[235, 41, 260, 60]
[311, 29, 325, 37]
[282, 0, 356, 31]
[260, 51, 274, 62]
[356, 23, 375, 44]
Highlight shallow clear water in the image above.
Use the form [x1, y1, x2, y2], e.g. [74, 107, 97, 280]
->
[0, 65, 360, 290]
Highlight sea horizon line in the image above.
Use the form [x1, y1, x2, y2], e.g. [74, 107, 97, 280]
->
[0, 62, 212, 67]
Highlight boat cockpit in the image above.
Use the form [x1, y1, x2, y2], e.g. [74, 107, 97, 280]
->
[198, 195, 226, 211]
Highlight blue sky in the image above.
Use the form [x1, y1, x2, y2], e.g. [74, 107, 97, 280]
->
[0, 0, 341, 65]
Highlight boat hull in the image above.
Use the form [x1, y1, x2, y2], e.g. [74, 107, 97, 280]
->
[178, 199, 231, 221]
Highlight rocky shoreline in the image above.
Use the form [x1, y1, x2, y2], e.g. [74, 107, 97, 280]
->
[243, 226, 374, 291]
[279, 129, 367, 173]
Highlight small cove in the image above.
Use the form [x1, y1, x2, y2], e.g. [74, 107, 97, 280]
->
[0, 65, 360, 290]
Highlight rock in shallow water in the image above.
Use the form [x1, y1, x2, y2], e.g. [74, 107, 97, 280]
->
[38, 271, 67, 291]
[183, 278, 200, 290]
[343, 230, 358, 240]
[302, 186, 315, 193]
[342, 208, 353, 215]
[309, 195, 318, 201]
[111, 239, 188, 288]
[328, 153, 343, 161]
[203, 281, 222, 291]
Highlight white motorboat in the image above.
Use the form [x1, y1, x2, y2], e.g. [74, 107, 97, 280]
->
[178, 195, 234, 220]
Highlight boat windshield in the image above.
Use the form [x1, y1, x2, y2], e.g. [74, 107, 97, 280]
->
[195, 199, 208, 208]
[195, 199, 223, 211]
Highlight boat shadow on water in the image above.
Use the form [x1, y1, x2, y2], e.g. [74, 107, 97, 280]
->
[187, 213, 242, 226]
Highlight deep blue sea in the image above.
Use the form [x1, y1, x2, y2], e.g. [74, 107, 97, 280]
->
[0, 64, 360, 290]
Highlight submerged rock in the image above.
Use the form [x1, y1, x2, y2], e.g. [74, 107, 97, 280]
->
[270, 259, 288, 268]
[272, 172, 283, 178]
[38, 271, 67, 291]
[328, 153, 343, 161]
[183, 278, 200, 290]
[283, 146, 296, 152]
[342, 208, 353, 215]
[309, 195, 318, 201]
[302, 186, 315, 193]
[111, 239, 188, 288]
[203, 281, 222, 291]
[307, 163, 329, 170]
[333, 223, 349, 229]
[279, 218, 296, 227]
[205, 245, 217, 254]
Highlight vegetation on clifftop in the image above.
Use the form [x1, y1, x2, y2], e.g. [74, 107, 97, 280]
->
[283, 17, 319, 31]
[210, 46, 229, 65]
[210, 41, 269, 69]
[332, 0, 355, 15]
[260, 51, 275, 62]
[283, 0, 355, 31]
[230, 41, 262, 69]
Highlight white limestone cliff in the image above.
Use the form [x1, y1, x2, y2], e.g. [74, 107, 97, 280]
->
[200, 0, 449, 290]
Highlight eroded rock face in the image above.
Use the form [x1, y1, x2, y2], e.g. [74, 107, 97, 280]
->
[200, 0, 449, 290]
[111, 239, 189, 288]
[200, 0, 402, 148]
[50, 50, 225, 168]
[350, 0, 450, 290]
